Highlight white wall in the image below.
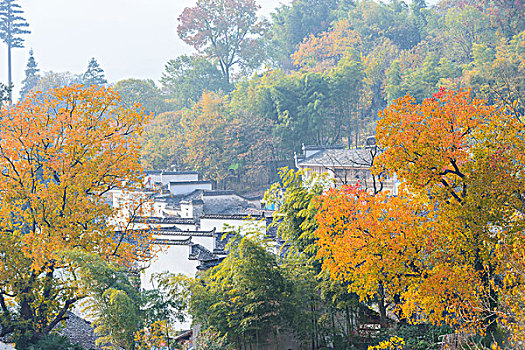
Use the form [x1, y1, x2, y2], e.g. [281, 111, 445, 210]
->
[141, 245, 199, 285]
[192, 236, 215, 251]
[0, 342, 15, 350]
[145, 172, 199, 187]
[180, 202, 192, 218]
[141, 244, 197, 330]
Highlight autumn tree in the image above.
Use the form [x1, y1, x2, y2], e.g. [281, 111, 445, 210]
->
[0, 0, 30, 103]
[177, 0, 268, 83]
[316, 89, 525, 346]
[0, 85, 152, 344]
[291, 19, 362, 70]
[183, 91, 277, 190]
[183, 92, 240, 187]
[316, 185, 427, 326]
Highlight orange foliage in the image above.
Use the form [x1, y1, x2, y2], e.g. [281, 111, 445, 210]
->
[0, 85, 154, 336]
[316, 184, 430, 323]
[291, 19, 362, 70]
[316, 89, 525, 343]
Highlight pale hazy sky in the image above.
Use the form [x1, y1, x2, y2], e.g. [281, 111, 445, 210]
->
[0, 0, 289, 98]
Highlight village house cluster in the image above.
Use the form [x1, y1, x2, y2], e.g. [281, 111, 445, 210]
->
[107, 141, 397, 291]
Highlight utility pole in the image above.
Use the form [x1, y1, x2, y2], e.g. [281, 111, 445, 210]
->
[7, 2, 11, 103]
[0, 0, 31, 103]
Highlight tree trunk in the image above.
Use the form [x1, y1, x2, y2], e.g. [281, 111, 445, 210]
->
[378, 282, 387, 328]
[331, 308, 337, 349]
[355, 101, 359, 148]
[224, 64, 230, 85]
[311, 303, 316, 350]
[346, 305, 351, 340]
[7, 24, 12, 104]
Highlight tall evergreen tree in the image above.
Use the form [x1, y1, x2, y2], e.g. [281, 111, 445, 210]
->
[0, 0, 30, 103]
[0, 82, 9, 103]
[83, 57, 107, 86]
[19, 48, 39, 99]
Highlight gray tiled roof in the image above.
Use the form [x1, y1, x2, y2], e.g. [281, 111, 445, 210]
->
[133, 217, 197, 225]
[297, 148, 375, 168]
[200, 213, 265, 220]
[60, 312, 101, 350]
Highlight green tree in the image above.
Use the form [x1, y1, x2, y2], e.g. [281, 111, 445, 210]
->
[264, 168, 369, 348]
[160, 55, 231, 109]
[264, 168, 331, 256]
[140, 110, 187, 170]
[0, 82, 10, 103]
[385, 52, 461, 104]
[113, 79, 167, 116]
[268, 0, 338, 68]
[33, 71, 84, 92]
[177, 0, 268, 83]
[263, 72, 334, 153]
[462, 31, 525, 117]
[428, 4, 497, 64]
[363, 38, 399, 116]
[194, 329, 234, 350]
[83, 57, 107, 86]
[343, 0, 422, 52]
[0, 0, 30, 103]
[69, 251, 141, 350]
[19, 48, 40, 100]
[141, 272, 190, 332]
[328, 55, 365, 148]
[190, 229, 291, 349]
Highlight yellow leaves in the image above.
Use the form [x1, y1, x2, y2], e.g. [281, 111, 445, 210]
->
[368, 336, 405, 350]
[292, 19, 362, 71]
[375, 89, 498, 201]
[316, 89, 525, 341]
[135, 320, 172, 350]
[315, 185, 427, 303]
[0, 85, 152, 294]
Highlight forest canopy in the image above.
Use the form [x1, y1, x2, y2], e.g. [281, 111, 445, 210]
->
[134, 0, 524, 192]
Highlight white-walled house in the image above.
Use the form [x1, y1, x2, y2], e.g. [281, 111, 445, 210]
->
[104, 171, 274, 287]
[294, 141, 398, 194]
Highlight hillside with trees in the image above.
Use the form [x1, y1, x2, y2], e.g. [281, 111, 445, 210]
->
[0, 0, 524, 349]
[136, 0, 524, 193]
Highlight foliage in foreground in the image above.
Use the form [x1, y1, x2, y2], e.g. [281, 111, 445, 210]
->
[0, 85, 151, 344]
[190, 229, 291, 349]
[316, 89, 525, 347]
[16, 334, 85, 350]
